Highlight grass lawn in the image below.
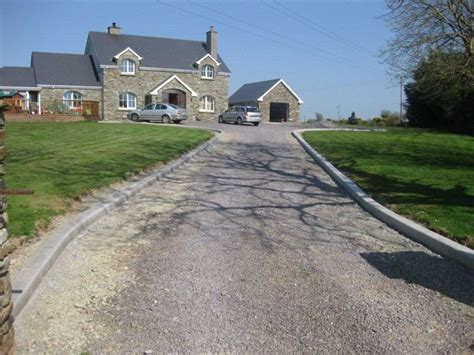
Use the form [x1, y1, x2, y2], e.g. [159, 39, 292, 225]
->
[5, 121, 213, 238]
[302, 129, 474, 248]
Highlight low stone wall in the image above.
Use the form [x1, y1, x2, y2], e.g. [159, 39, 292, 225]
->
[5, 114, 86, 122]
[0, 111, 14, 353]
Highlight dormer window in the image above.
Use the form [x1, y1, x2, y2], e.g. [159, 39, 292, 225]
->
[201, 65, 214, 79]
[120, 59, 136, 74]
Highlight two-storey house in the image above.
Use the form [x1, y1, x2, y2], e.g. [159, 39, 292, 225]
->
[0, 23, 231, 121]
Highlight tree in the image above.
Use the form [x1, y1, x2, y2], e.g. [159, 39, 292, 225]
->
[382, 1, 473, 133]
[381, 0, 473, 78]
[405, 51, 474, 133]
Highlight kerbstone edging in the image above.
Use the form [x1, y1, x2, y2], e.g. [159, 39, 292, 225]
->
[12, 129, 222, 318]
[292, 128, 474, 271]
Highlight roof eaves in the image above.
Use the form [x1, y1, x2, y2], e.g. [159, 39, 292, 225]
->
[257, 79, 304, 104]
[113, 47, 143, 61]
[195, 53, 220, 66]
[147, 74, 198, 97]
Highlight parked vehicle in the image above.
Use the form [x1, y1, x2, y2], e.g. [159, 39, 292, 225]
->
[128, 103, 188, 123]
[218, 106, 262, 126]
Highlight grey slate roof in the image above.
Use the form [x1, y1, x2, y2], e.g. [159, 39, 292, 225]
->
[31, 52, 101, 87]
[229, 79, 281, 104]
[0, 67, 37, 88]
[87, 32, 231, 73]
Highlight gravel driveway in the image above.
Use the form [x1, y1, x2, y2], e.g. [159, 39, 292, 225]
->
[15, 122, 474, 353]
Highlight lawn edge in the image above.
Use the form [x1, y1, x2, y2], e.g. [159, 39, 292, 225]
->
[12, 127, 222, 318]
[292, 128, 474, 271]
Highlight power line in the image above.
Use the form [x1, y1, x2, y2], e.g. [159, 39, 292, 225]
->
[187, 0, 350, 62]
[270, 0, 377, 57]
[265, 0, 377, 58]
[170, 0, 381, 72]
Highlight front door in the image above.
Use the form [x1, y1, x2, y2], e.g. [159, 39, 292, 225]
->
[168, 93, 178, 106]
[162, 89, 186, 108]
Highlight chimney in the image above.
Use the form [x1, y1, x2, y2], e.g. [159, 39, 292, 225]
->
[107, 22, 121, 35]
[206, 26, 217, 59]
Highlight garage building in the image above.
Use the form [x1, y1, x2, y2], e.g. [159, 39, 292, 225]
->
[228, 78, 303, 123]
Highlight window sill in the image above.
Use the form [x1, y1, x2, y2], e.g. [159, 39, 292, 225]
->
[118, 107, 136, 111]
[200, 77, 214, 80]
[120, 73, 136, 76]
[199, 109, 215, 113]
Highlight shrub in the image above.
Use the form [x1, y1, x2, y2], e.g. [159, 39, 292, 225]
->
[0, 104, 10, 113]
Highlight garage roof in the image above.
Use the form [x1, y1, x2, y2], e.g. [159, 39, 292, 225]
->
[229, 78, 303, 105]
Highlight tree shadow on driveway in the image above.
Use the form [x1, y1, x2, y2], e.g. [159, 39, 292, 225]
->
[360, 251, 474, 307]
[139, 137, 474, 305]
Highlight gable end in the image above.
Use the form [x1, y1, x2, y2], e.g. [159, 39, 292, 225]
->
[257, 79, 303, 104]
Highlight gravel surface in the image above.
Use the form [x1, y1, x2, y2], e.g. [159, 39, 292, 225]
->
[15, 122, 474, 353]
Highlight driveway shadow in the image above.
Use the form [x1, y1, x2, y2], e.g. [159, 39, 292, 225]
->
[361, 251, 474, 307]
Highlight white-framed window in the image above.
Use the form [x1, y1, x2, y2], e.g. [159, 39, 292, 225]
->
[201, 65, 214, 79]
[63, 91, 82, 109]
[120, 59, 136, 74]
[119, 92, 137, 109]
[199, 95, 215, 112]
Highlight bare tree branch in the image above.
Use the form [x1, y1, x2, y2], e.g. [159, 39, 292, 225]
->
[381, 0, 473, 77]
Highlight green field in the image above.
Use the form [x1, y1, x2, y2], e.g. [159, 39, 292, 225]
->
[5, 122, 213, 238]
[302, 129, 474, 248]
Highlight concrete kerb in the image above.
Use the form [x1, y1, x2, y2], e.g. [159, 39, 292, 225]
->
[12, 127, 223, 318]
[292, 128, 474, 271]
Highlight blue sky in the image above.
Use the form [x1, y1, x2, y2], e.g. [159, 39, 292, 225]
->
[0, 0, 398, 120]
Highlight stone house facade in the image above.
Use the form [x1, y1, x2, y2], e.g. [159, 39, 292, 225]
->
[229, 79, 303, 123]
[0, 24, 231, 121]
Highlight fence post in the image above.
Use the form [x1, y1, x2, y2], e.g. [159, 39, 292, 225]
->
[0, 111, 14, 353]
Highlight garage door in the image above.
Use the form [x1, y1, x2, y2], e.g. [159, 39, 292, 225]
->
[270, 102, 289, 122]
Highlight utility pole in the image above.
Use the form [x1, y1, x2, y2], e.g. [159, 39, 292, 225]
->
[336, 104, 341, 120]
[399, 75, 405, 127]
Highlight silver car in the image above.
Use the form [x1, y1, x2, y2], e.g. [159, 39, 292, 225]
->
[218, 106, 262, 126]
[127, 103, 188, 123]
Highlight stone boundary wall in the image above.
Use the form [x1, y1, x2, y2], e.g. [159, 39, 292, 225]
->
[5, 114, 86, 122]
[0, 111, 14, 353]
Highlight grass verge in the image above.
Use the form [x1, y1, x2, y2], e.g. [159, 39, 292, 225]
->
[302, 128, 474, 249]
[5, 121, 213, 238]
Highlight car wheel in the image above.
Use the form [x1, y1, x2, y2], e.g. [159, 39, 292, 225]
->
[237, 117, 243, 125]
[131, 113, 139, 122]
[162, 115, 171, 124]
[218, 116, 223, 123]
[253, 122, 259, 126]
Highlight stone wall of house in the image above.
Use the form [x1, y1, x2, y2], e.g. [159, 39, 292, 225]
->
[0, 112, 14, 354]
[258, 82, 300, 123]
[39, 87, 102, 112]
[102, 52, 229, 121]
